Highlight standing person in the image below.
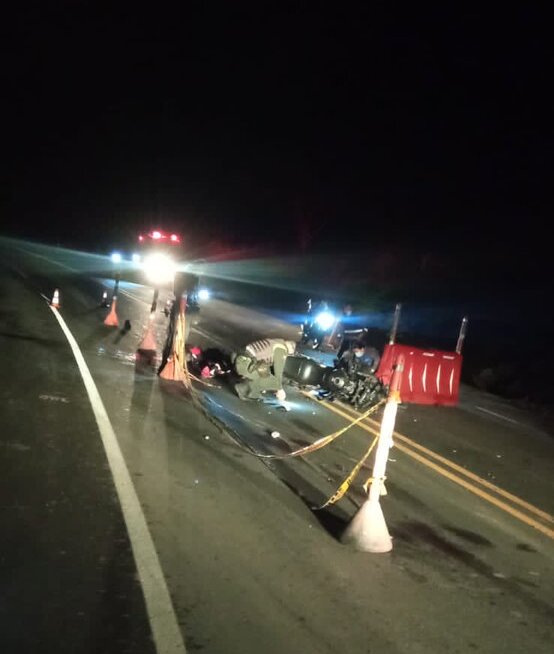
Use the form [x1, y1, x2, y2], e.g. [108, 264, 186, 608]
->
[232, 338, 297, 400]
[336, 304, 368, 358]
[302, 299, 332, 349]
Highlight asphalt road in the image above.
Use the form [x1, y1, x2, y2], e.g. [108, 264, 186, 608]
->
[1, 237, 552, 654]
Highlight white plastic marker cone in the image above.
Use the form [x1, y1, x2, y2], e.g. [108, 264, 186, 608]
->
[104, 296, 119, 327]
[138, 313, 157, 353]
[341, 354, 405, 553]
[51, 289, 61, 309]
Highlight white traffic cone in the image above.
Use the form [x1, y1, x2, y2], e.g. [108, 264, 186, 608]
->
[341, 498, 392, 552]
[341, 355, 405, 553]
[51, 289, 61, 309]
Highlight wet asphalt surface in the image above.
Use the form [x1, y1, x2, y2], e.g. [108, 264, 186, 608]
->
[0, 237, 553, 654]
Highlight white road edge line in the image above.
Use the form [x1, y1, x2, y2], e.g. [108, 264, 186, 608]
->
[18, 247, 77, 271]
[475, 405, 520, 425]
[10, 265, 29, 279]
[48, 304, 187, 654]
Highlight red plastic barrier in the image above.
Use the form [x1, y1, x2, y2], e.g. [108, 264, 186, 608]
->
[375, 343, 462, 406]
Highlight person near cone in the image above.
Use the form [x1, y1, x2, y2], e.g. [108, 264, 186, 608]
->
[231, 338, 296, 400]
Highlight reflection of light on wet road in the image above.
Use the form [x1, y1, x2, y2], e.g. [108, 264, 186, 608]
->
[202, 395, 274, 440]
[96, 346, 139, 366]
[264, 400, 312, 413]
[119, 289, 149, 306]
[95, 277, 145, 290]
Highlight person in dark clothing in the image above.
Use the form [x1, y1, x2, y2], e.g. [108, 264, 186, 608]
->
[336, 305, 369, 358]
[337, 340, 381, 375]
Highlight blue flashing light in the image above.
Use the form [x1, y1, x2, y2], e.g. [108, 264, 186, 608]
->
[314, 311, 336, 331]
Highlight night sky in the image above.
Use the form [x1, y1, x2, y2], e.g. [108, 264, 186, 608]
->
[2, 3, 552, 265]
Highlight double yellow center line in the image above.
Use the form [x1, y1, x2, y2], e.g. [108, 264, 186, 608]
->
[306, 394, 554, 540]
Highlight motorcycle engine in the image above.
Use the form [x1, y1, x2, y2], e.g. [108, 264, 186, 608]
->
[322, 368, 357, 395]
[322, 367, 386, 410]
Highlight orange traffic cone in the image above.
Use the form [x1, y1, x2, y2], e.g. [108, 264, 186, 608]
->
[159, 356, 187, 382]
[159, 307, 190, 387]
[50, 289, 61, 308]
[104, 296, 119, 327]
[137, 314, 157, 353]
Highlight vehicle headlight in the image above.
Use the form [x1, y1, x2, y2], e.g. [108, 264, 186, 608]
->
[142, 253, 176, 286]
[198, 288, 211, 301]
[111, 251, 122, 264]
[315, 311, 336, 331]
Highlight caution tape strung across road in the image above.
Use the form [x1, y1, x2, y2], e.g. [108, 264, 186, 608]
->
[255, 398, 386, 460]
[317, 433, 379, 509]
[180, 307, 192, 390]
[189, 372, 219, 388]
[187, 349, 387, 504]
[313, 394, 554, 539]
[212, 397, 386, 462]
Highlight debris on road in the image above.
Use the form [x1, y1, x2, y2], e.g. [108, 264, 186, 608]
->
[39, 394, 69, 403]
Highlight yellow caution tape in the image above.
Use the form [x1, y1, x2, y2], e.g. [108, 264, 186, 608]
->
[362, 475, 386, 494]
[189, 372, 218, 388]
[255, 398, 386, 460]
[179, 310, 192, 390]
[317, 434, 379, 509]
[189, 356, 386, 464]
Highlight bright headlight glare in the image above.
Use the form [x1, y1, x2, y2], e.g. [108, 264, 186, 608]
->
[142, 253, 176, 286]
[315, 311, 336, 331]
[132, 253, 141, 263]
[198, 288, 211, 301]
[111, 252, 122, 264]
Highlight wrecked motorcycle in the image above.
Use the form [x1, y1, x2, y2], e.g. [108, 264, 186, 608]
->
[283, 354, 387, 411]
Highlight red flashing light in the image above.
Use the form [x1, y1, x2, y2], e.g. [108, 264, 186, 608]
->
[138, 235, 144, 241]
[152, 230, 162, 239]
[170, 234, 179, 242]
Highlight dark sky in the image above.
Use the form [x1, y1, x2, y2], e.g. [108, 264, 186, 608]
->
[1, 2, 552, 259]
